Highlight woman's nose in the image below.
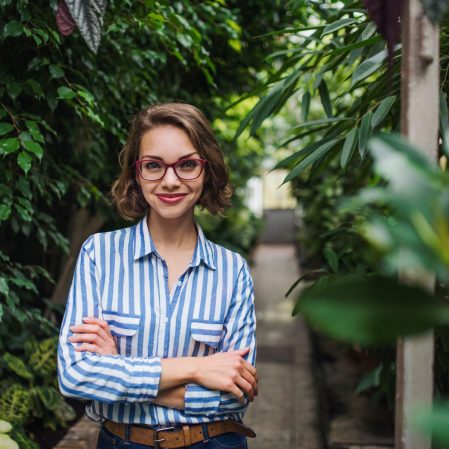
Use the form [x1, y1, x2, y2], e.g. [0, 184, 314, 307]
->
[161, 166, 181, 187]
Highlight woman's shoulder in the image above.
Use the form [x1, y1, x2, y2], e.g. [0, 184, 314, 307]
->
[80, 224, 135, 255]
[206, 239, 249, 271]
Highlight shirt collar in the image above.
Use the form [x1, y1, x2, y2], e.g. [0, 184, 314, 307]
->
[133, 216, 216, 270]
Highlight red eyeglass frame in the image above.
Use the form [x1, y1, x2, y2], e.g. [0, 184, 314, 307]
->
[135, 158, 207, 181]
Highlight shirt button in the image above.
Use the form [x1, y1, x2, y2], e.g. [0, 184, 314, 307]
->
[177, 281, 182, 287]
[164, 316, 169, 323]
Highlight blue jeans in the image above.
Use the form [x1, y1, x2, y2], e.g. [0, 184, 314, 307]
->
[96, 424, 248, 449]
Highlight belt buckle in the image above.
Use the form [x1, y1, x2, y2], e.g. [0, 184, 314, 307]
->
[154, 426, 175, 449]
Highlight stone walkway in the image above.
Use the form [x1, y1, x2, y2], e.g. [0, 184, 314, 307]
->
[245, 244, 323, 449]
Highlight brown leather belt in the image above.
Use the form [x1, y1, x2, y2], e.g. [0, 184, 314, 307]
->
[104, 419, 256, 448]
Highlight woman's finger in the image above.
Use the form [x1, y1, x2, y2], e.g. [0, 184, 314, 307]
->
[235, 376, 254, 402]
[241, 367, 258, 396]
[69, 333, 103, 344]
[82, 317, 114, 338]
[74, 343, 99, 353]
[242, 359, 256, 376]
[70, 323, 109, 341]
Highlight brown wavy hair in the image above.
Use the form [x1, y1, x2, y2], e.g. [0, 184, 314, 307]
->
[111, 103, 232, 221]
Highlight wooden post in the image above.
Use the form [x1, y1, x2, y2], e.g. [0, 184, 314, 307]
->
[396, 1, 439, 448]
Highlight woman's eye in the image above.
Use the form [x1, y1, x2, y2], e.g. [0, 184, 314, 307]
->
[179, 160, 199, 169]
[144, 161, 162, 170]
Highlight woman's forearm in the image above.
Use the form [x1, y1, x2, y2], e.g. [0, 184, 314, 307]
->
[153, 385, 185, 409]
[159, 357, 197, 390]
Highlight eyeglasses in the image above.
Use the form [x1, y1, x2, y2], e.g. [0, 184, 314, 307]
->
[135, 158, 207, 181]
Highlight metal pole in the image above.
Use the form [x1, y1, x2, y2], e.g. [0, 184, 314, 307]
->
[396, 0, 439, 448]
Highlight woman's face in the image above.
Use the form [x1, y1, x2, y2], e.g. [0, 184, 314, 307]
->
[137, 125, 205, 222]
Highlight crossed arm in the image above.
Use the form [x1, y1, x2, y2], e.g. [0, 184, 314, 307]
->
[69, 316, 258, 410]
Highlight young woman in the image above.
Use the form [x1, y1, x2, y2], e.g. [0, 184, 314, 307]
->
[57, 103, 257, 449]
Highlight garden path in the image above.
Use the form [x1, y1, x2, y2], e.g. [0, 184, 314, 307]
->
[245, 243, 324, 449]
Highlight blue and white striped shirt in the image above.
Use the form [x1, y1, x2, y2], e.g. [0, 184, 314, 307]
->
[57, 216, 256, 425]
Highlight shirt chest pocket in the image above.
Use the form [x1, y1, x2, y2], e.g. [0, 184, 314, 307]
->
[190, 319, 224, 354]
[102, 310, 141, 356]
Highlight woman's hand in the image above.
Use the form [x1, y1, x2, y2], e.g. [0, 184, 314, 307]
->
[192, 347, 258, 403]
[69, 317, 118, 355]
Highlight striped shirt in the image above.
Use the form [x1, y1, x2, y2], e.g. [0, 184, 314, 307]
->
[57, 216, 256, 425]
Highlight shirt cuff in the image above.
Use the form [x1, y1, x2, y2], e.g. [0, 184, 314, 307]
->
[184, 383, 221, 416]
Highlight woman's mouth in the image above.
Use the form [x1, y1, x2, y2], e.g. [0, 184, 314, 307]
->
[156, 193, 187, 204]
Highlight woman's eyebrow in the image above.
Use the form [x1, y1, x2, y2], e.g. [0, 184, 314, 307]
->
[140, 152, 199, 160]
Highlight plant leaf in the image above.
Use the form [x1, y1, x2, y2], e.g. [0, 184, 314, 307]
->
[301, 91, 311, 122]
[3, 353, 34, 380]
[22, 140, 44, 160]
[295, 275, 449, 345]
[283, 138, 342, 184]
[371, 95, 396, 128]
[341, 127, 359, 168]
[17, 151, 32, 174]
[321, 18, 359, 36]
[359, 112, 372, 159]
[0, 123, 14, 136]
[64, 0, 107, 53]
[351, 50, 386, 86]
[318, 80, 333, 118]
[0, 138, 20, 155]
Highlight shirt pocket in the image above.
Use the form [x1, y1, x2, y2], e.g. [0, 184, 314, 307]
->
[190, 319, 224, 350]
[102, 310, 141, 356]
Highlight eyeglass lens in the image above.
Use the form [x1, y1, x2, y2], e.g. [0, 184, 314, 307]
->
[140, 159, 203, 180]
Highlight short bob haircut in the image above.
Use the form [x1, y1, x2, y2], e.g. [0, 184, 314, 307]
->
[111, 103, 232, 221]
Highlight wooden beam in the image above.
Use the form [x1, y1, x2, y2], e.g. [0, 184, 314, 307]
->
[396, 1, 439, 448]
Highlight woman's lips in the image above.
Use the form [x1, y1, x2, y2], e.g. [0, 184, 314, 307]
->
[156, 193, 187, 204]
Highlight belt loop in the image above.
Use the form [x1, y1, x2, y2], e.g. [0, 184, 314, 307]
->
[124, 423, 131, 443]
[201, 423, 210, 443]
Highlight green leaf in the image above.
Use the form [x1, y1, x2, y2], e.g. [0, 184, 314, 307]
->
[35, 386, 61, 411]
[295, 275, 449, 345]
[371, 96, 396, 129]
[0, 123, 14, 136]
[323, 247, 339, 273]
[0, 204, 12, 221]
[0, 419, 12, 433]
[3, 353, 34, 380]
[321, 18, 359, 36]
[318, 80, 333, 118]
[358, 112, 372, 159]
[4, 21, 23, 38]
[0, 434, 19, 449]
[57, 86, 76, 100]
[283, 138, 342, 183]
[49, 64, 64, 79]
[0, 138, 20, 154]
[301, 91, 311, 122]
[355, 365, 382, 394]
[22, 140, 43, 160]
[17, 151, 32, 174]
[440, 91, 449, 157]
[412, 404, 449, 445]
[292, 117, 352, 130]
[0, 277, 9, 295]
[351, 50, 386, 87]
[340, 127, 359, 169]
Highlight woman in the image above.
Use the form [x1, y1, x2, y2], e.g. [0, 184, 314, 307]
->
[57, 103, 257, 449]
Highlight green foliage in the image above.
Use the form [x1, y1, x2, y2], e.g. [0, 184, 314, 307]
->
[0, 385, 30, 425]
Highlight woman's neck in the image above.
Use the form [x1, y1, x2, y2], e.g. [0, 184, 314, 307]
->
[147, 212, 197, 253]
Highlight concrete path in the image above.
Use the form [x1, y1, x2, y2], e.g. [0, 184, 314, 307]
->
[244, 244, 324, 449]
